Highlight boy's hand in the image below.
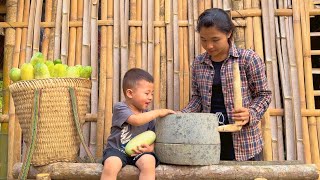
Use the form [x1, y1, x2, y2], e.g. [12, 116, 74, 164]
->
[232, 107, 250, 126]
[131, 143, 154, 156]
[158, 109, 176, 117]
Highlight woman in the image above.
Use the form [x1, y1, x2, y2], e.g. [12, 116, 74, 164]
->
[181, 8, 272, 161]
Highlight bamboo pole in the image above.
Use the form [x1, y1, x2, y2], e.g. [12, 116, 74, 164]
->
[182, 0, 189, 108]
[262, 108, 273, 161]
[7, 0, 22, 176]
[3, 0, 17, 178]
[81, 0, 91, 65]
[204, 0, 211, 9]
[284, 0, 304, 162]
[67, 0, 77, 66]
[269, 0, 285, 161]
[17, 0, 29, 166]
[212, 0, 217, 8]
[310, 1, 314, 9]
[166, 0, 174, 109]
[26, 0, 36, 61]
[198, 0, 205, 53]
[75, 0, 83, 65]
[89, 0, 99, 156]
[172, 0, 180, 111]
[159, 0, 166, 108]
[19, 0, 30, 65]
[54, 0, 62, 60]
[292, 0, 311, 164]
[252, 0, 271, 161]
[128, 0, 137, 69]
[0, 18, 248, 28]
[300, 0, 320, 169]
[270, 109, 320, 117]
[178, 0, 184, 109]
[187, 0, 194, 99]
[274, 0, 296, 161]
[47, 0, 57, 60]
[13, 117, 21, 172]
[141, 0, 148, 70]
[193, 0, 199, 56]
[7, 97, 17, 180]
[232, 1, 245, 48]
[136, 0, 142, 68]
[154, 0, 160, 109]
[41, 0, 53, 58]
[97, 0, 107, 159]
[147, 0, 154, 76]
[120, 0, 129, 101]
[261, 0, 280, 161]
[104, 0, 114, 156]
[223, 0, 231, 10]
[244, 0, 253, 49]
[252, 0, 264, 59]
[113, 0, 120, 103]
[32, 0, 43, 54]
[7, 96, 15, 178]
[80, 0, 91, 158]
[217, 0, 222, 8]
[0, 9, 319, 26]
[13, 0, 24, 66]
[60, 0, 70, 64]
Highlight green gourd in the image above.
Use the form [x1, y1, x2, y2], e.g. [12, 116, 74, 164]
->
[125, 130, 156, 155]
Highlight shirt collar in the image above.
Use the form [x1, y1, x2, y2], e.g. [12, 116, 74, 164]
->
[201, 42, 240, 65]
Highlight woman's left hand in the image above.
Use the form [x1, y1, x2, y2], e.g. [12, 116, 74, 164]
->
[232, 107, 250, 126]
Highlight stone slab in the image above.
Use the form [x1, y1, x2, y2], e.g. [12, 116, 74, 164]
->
[155, 113, 220, 144]
[155, 143, 220, 165]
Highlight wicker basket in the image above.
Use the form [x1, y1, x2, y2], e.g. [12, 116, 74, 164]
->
[9, 78, 91, 166]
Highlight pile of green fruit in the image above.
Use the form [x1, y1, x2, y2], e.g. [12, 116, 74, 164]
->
[9, 52, 92, 83]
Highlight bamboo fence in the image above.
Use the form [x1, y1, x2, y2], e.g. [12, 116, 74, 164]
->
[1, 0, 320, 178]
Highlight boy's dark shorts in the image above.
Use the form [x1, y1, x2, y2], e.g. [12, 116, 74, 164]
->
[102, 148, 160, 168]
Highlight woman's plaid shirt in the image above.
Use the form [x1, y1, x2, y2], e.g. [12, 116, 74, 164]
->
[181, 43, 272, 161]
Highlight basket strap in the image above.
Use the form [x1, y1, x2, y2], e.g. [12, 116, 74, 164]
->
[69, 87, 96, 163]
[18, 89, 40, 180]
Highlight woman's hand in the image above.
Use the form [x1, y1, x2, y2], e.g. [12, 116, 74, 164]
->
[232, 107, 250, 126]
[130, 143, 154, 156]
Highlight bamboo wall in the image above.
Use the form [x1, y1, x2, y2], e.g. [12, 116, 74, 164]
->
[1, 0, 320, 178]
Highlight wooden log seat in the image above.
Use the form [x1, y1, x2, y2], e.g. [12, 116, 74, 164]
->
[12, 161, 318, 180]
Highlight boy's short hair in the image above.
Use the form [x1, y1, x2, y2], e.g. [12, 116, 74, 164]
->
[122, 68, 154, 95]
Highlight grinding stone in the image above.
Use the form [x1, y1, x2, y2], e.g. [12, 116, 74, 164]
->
[155, 113, 221, 165]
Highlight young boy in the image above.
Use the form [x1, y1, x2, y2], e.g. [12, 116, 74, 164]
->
[101, 68, 175, 180]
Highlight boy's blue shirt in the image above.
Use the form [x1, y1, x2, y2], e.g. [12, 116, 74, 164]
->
[105, 101, 155, 151]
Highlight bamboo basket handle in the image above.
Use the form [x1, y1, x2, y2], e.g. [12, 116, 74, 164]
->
[69, 87, 96, 163]
[217, 62, 243, 132]
[19, 89, 40, 180]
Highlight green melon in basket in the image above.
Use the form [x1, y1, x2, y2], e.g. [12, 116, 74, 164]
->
[34, 63, 51, 79]
[45, 61, 55, 77]
[21, 63, 34, 80]
[80, 66, 92, 79]
[53, 58, 62, 65]
[53, 64, 67, 77]
[30, 52, 45, 67]
[66, 66, 81, 78]
[9, 68, 21, 82]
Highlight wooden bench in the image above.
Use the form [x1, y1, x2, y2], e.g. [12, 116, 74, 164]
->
[12, 161, 319, 180]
